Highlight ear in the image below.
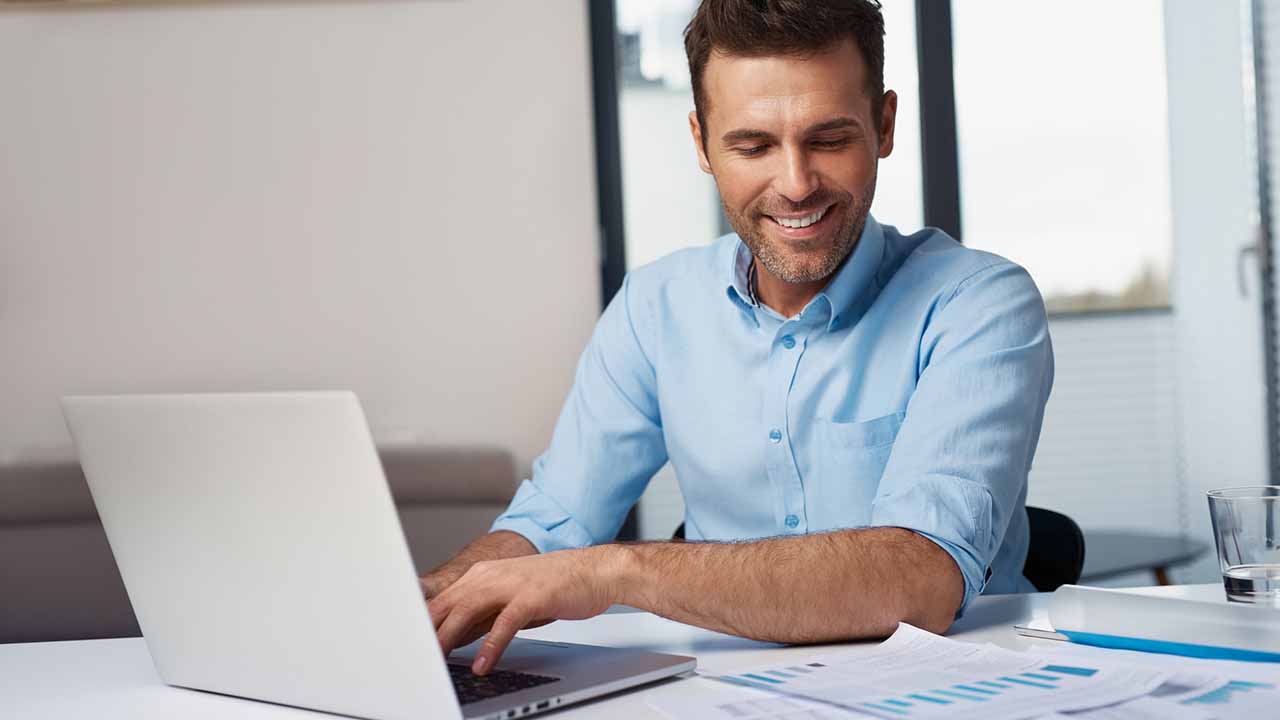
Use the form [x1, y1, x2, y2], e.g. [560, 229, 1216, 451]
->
[877, 90, 898, 159]
[689, 111, 713, 174]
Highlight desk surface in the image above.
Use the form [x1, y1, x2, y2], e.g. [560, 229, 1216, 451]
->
[1, 584, 1224, 719]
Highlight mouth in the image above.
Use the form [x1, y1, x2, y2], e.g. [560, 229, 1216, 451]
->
[763, 203, 838, 239]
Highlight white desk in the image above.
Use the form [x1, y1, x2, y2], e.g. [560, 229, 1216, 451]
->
[1, 584, 1224, 719]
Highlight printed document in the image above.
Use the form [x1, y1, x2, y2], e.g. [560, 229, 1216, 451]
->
[649, 624, 1167, 720]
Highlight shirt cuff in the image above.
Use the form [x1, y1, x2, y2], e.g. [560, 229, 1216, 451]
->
[907, 529, 990, 619]
[489, 479, 596, 553]
[871, 476, 996, 618]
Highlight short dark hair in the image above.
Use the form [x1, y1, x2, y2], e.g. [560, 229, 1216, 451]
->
[684, 0, 886, 145]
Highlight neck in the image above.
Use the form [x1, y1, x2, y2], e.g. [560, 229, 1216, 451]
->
[753, 260, 828, 318]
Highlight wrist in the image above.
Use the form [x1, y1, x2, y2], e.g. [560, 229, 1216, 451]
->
[594, 543, 646, 608]
[489, 530, 538, 557]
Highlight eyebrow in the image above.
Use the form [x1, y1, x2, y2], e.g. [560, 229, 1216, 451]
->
[720, 116, 864, 145]
[721, 128, 774, 145]
[807, 117, 863, 134]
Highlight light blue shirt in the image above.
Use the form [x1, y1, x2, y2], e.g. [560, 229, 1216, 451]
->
[492, 216, 1052, 612]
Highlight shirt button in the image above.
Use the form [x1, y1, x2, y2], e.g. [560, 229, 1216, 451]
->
[785, 514, 800, 528]
[768, 429, 782, 443]
[781, 335, 796, 349]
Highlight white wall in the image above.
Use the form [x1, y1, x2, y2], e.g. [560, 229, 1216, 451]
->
[0, 0, 601, 475]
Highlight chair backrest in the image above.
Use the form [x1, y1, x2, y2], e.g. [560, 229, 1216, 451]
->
[1022, 506, 1086, 592]
[672, 505, 1086, 594]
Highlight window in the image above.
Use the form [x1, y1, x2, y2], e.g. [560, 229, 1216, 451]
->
[616, 0, 716, 269]
[951, 0, 1173, 314]
[872, 0, 924, 236]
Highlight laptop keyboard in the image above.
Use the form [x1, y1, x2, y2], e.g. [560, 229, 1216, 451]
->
[448, 663, 560, 706]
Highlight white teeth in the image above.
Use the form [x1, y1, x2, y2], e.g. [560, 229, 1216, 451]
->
[772, 207, 827, 229]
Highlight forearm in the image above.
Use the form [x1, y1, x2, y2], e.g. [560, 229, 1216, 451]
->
[610, 528, 964, 642]
[421, 530, 537, 597]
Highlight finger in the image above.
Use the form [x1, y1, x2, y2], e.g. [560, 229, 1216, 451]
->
[447, 622, 495, 656]
[442, 613, 497, 654]
[473, 603, 534, 676]
[428, 594, 451, 630]
[428, 581, 466, 629]
[437, 602, 499, 656]
[428, 561, 490, 626]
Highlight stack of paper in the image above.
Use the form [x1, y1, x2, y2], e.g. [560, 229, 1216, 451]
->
[648, 623, 1280, 720]
[1028, 640, 1280, 719]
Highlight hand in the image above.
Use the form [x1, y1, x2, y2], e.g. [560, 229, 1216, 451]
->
[420, 569, 461, 600]
[427, 546, 623, 675]
[419, 531, 540, 599]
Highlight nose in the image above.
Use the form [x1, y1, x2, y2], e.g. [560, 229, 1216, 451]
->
[775, 144, 820, 205]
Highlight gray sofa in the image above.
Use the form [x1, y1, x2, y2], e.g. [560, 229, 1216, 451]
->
[0, 447, 518, 644]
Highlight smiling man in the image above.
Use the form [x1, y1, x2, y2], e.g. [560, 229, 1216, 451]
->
[425, 0, 1053, 675]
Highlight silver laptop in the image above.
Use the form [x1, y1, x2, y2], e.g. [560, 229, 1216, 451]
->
[62, 391, 694, 720]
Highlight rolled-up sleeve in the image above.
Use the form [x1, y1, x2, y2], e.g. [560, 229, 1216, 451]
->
[870, 261, 1053, 614]
[490, 273, 668, 553]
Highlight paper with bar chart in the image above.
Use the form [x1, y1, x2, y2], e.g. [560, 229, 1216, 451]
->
[1025, 641, 1280, 719]
[649, 624, 1168, 720]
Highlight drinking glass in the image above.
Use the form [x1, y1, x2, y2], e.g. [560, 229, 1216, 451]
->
[1207, 486, 1280, 605]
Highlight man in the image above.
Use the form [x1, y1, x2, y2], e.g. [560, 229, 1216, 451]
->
[425, 0, 1052, 676]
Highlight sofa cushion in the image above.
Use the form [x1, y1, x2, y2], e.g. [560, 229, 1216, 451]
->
[0, 446, 519, 643]
[0, 462, 99, 525]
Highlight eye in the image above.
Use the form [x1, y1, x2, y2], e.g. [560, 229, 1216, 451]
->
[811, 137, 850, 149]
[736, 145, 768, 157]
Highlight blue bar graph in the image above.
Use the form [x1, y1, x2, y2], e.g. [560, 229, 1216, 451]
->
[1002, 675, 1057, 689]
[1041, 664, 1098, 677]
[1184, 680, 1277, 706]
[863, 702, 910, 716]
[719, 676, 773, 690]
[717, 660, 1108, 718]
[933, 689, 988, 702]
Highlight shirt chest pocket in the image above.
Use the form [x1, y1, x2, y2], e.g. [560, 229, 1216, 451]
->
[804, 412, 906, 526]
[819, 411, 905, 450]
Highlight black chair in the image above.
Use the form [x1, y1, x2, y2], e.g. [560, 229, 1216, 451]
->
[1022, 506, 1085, 592]
[670, 505, 1085, 593]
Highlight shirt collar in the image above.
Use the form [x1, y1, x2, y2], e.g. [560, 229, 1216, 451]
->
[723, 215, 887, 331]
[816, 214, 886, 330]
[725, 238, 758, 310]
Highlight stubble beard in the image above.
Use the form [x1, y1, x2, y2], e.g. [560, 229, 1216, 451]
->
[722, 173, 877, 285]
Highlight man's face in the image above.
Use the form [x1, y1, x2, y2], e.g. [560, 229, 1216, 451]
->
[691, 39, 897, 285]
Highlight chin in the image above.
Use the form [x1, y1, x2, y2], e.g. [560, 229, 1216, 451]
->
[771, 255, 838, 284]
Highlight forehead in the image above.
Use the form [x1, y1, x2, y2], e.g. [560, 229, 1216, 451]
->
[702, 38, 872, 134]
